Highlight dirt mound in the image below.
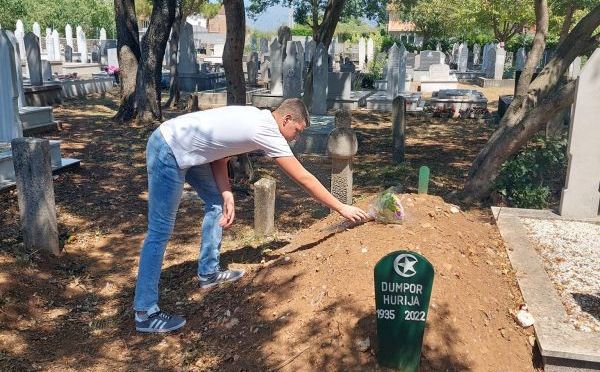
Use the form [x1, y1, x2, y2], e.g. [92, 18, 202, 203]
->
[176, 194, 537, 371]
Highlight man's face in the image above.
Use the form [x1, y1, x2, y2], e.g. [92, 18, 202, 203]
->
[280, 114, 306, 142]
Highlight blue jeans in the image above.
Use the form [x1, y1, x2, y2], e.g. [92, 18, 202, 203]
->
[133, 129, 224, 312]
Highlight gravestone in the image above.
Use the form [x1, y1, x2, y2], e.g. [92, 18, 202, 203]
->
[100, 28, 107, 41]
[481, 43, 492, 72]
[392, 96, 406, 163]
[327, 110, 357, 205]
[64, 45, 73, 62]
[358, 37, 366, 70]
[270, 38, 283, 95]
[311, 43, 328, 115]
[254, 178, 276, 237]
[414, 55, 420, 69]
[451, 43, 459, 64]
[305, 39, 316, 65]
[559, 48, 600, 218]
[386, 44, 400, 99]
[367, 37, 374, 66]
[65, 24, 73, 48]
[42, 60, 53, 81]
[277, 25, 291, 60]
[374, 251, 434, 370]
[76, 26, 87, 63]
[52, 30, 60, 61]
[178, 22, 197, 74]
[493, 45, 506, 79]
[436, 42, 441, 51]
[45, 28, 55, 61]
[428, 64, 451, 80]
[12, 138, 60, 255]
[294, 41, 304, 84]
[328, 72, 351, 100]
[398, 44, 407, 92]
[568, 56, 581, 79]
[340, 58, 356, 73]
[282, 42, 302, 98]
[32, 22, 41, 48]
[515, 47, 526, 71]
[329, 39, 337, 70]
[24, 32, 43, 86]
[260, 38, 269, 54]
[457, 43, 468, 72]
[418, 50, 444, 71]
[5, 31, 26, 107]
[406, 53, 416, 69]
[15, 20, 25, 62]
[0, 30, 23, 142]
[91, 46, 100, 63]
[259, 59, 270, 84]
[247, 52, 258, 85]
[473, 44, 481, 65]
[484, 45, 496, 78]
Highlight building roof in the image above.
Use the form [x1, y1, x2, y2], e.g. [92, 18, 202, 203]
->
[388, 20, 417, 32]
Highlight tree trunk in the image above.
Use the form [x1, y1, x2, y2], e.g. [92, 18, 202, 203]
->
[133, 0, 176, 123]
[113, 0, 141, 122]
[514, 0, 548, 97]
[302, 0, 347, 108]
[223, 0, 253, 180]
[559, 4, 576, 44]
[165, 0, 182, 109]
[461, 3, 600, 202]
[223, 0, 246, 106]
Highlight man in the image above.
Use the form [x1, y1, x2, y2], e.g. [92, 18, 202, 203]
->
[134, 98, 368, 333]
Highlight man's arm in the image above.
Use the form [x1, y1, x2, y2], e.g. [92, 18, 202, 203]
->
[210, 158, 235, 228]
[274, 156, 369, 222]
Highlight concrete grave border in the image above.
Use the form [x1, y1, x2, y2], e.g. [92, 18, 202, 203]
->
[492, 206, 600, 371]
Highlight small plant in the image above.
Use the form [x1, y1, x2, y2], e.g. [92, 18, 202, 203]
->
[493, 136, 567, 208]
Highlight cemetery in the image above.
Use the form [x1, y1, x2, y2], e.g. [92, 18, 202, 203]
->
[0, 0, 599, 371]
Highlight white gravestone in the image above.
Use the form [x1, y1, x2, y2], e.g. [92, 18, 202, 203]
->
[65, 24, 73, 48]
[559, 49, 600, 218]
[473, 44, 481, 65]
[358, 37, 366, 70]
[386, 43, 400, 99]
[15, 20, 25, 62]
[367, 37, 374, 67]
[52, 30, 60, 61]
[398, 43, 407, 93]
[457, 43, 468, 72]
[45, 28, 54, 61]
[0, 30, 23, 142]
[32, 22, 41, 48]
[493, 45, 506, 80]
[107, 48, 118, 67]
[76, 26, 88, 63]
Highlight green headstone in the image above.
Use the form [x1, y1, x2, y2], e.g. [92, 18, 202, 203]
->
[374, 251, 434, 371]
[418, 166, 430, 194]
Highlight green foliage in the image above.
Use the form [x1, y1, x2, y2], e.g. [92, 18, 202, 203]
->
[493, 136, 568, 208]
[334, 18, 376, 42]
[291, 24, 312, 36]
[199, 2, 222, 19]
[1, 0, 115, 37]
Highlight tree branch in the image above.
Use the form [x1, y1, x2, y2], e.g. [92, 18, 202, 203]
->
[514, 0, 548, 97]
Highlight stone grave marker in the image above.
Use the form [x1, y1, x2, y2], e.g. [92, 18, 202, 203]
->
[64, 45, 73, 62]
[358, 37, 366, 70]
[374, 251, 434, 370]
[493, 45, 506, 79]
[386, 43, 400, 99]
[247, 51, 258, 85]
[457, 42, 468, 72]
[398, 43, 407, 92]
[282, 41, 302, 98]
[0, 30, 23, 142]
[328, 72, 351, 100]
[311, 43, 328, 115]
[367, 37, 374, 66]
[559, 48, 600, 218]
[24, 32, 43, 86]
[392, 96, 406, 163]
[12, 138, 60, 255]
[515, 47, 526, 71]
[327, 110, 357, 205]
[76, 26, 88, 63]
[91, 45, 100, 63]
[451, 42, 459, 64]
[473, 44, 481, 65]
[42, 60, 53, 81]
[65, 24, 73, 48]
[178, 22, 197, 74]
[418, 50, 444, 71]
[15, 20, 25, 62]
[270, 38, 283, 95]
[254, 178, 276, 237]
[32, 22, 41, 42]
[52, 30, 60, 61]
[259, 59, 270, 84]
[45, 28, 54, 61]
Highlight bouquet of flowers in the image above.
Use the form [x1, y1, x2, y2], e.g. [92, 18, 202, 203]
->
[104, 65, 120, 75]
[367, 186, 405, 224]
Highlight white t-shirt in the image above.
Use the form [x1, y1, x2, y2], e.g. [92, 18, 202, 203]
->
[159, 106, 293, 169]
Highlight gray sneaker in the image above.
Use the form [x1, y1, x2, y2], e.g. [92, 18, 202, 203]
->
[135, 310, 186, 333]
[199, 269, 245, 289]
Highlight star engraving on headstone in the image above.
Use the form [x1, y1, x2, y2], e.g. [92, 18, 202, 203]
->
[393, 254, 418, 277]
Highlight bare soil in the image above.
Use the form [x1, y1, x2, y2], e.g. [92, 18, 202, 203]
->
[0, 86, 540, 371]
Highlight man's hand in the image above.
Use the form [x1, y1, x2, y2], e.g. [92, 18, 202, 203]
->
[220, 191, 235, 228]
[338, 204, 370, 223]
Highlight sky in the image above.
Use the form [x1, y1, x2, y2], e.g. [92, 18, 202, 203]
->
[244, 1, 293, 31]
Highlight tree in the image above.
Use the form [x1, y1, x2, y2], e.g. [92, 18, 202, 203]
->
[114, 0, 141, 121]
[461, 2, 600, 202]
[113, 0, 176, 123]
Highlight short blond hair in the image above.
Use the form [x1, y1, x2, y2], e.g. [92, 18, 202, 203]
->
[275, 98, 311, 128]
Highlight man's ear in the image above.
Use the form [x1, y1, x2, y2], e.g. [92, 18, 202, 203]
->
[283, 113, 293, 125]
